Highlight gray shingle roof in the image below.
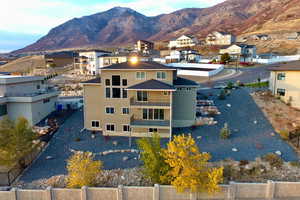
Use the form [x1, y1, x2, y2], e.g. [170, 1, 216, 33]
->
[173, 77, 199, 86]
[127, 79, 175, 91]
[81, 77, 101, 84]
[269, 61, 300, 71]
[102, 61, 176, 70]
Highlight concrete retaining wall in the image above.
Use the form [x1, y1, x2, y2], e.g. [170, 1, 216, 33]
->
[2, 181, 300, 200]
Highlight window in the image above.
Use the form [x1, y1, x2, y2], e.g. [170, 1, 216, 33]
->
[143, 109, 164, 120]
[277, 88, 286, 96]
[91, 121, 100, 128]
[149, 128, 158, 133]
[122, 79, 127, 86]
[136, 72, 146, 79]
[106, 124, 115, 132]
[43, 98, 50, 103]
[105, 88, 111, 98]
[105, 79, 110, 86]
[0, 104, 7, 116]
[137, 91, 148, 101]
[112, 88, 121, 98]
[277, 73, 286, 81]
[163, 91, 169, 96]
[112, 75, 121, 86]
[157, 72, 166, 80]
[122, 107, 129, 114]
[123, 125, 130, 132]
[37, 85, 40, 90]
[106, 107, 115, 114]
[122, 88, 128, 98]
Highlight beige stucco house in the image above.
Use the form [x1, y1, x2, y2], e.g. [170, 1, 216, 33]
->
[82, 61, 199, 138]
[206, 31, 236, 45]
[168, 35, 199, 49]
[0, 75, 59, 125]
[269, 61, 300, 109]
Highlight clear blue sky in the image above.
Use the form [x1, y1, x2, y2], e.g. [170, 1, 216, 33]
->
[0, 0, 225, 52]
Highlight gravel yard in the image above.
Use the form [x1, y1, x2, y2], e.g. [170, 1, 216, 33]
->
[174, 88, 298, 162]
[19, 88, 298, 184]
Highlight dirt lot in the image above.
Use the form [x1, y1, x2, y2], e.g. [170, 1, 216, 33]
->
[252, 91, 300, 151]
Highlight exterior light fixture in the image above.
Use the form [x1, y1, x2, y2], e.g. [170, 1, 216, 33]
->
[130, 56, 138, 64]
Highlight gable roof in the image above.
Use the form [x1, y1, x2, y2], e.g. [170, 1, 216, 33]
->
[127, 79, 175, 91]
[101, 61, 176, 70]
[173, 77, 199, 87]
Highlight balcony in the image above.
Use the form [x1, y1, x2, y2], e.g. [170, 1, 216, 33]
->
[130, 97, 171, 108]
[130, 115, 170, 129]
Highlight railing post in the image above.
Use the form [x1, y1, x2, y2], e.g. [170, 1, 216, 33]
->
[190, 191, 197, 200]
[228, 181, 237, 200]
[81, 186, 88, 200]
[11, 187, 18, 200]
[117, 185, 123, 200]
[153, 184, 160, 200]
[266, 180, 275, 200]
[46, 186, 52, 200]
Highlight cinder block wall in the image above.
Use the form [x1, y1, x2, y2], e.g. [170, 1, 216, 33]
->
[2, 181, 300, 200]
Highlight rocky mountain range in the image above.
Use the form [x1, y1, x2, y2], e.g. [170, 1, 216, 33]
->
[16, 0, 300, 53]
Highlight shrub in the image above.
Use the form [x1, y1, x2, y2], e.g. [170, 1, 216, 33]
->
[289, 161, 300, 168]
[278, 130, 290, 140]
[218, 90, 226, 100]
[67, 152, 102, 188]
[220, 123, 231, 139]
[226, 82, 234, 89]
[262, 153, 283, 168]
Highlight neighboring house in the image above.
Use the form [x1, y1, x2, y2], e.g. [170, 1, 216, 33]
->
[256, 53, 279, 59]
[135, 40, 154, 54]
[44, 51, 77, 68]
[286, 32, 300, 40]
[219, 44, 257, 62]
[0, 75, 59, 125]
[206, 31, 236, 45]
[166, 50, 201, 63]
[82, 61, 199, 138]
[250, 34, 270, 41]
[168, 35, 199, 49]
[78, 50, 112, 75]
[269, 61, 300, 109]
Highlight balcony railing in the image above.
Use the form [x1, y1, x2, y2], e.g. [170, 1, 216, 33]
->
[130, 97, 171, 108]
[130, 115, 170, 128]
[4, 88, 59, 98]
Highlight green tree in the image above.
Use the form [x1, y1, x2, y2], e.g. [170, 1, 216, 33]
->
[163, 134, 223, 193]
[67, 152, 102, 188]
[137, 133, 170, 184]
[221, 53, 231, 64]
[0, 117, 38, 168]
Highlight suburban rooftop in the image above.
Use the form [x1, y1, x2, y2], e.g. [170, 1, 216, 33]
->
[101, 61, 176, 70]
[269, 60, 300, 71]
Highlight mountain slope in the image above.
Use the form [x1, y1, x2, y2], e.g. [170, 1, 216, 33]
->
[16, 0, 300, 53]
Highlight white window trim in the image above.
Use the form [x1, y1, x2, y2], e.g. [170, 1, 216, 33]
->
[136, 71, 146, 80]
[105, 106, 115, 114]
[121, 107, 130, 115]
[105, 123, 116, 132]
[91, 120, 100, 128]
[156, 71, 166, 80]
[122, 124, 131, 133]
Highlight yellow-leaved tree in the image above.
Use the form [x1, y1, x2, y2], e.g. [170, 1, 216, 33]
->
[163, 134, 223, 193]
[67, 152, 102, 188]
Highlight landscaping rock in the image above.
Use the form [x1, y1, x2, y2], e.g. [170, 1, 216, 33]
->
[254, 120, 257, 124]
[270, 132, 276, 136]
[112, 141, 118, 146]
[275, 151, 282, 156]
[197, 136, 202, 140]
[227, 104, 231, 107]
[232, 148, 238, 152]
[46, 156, 54, 160]
[91, 134, 96, 139]
[123, 156, 129, 161]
